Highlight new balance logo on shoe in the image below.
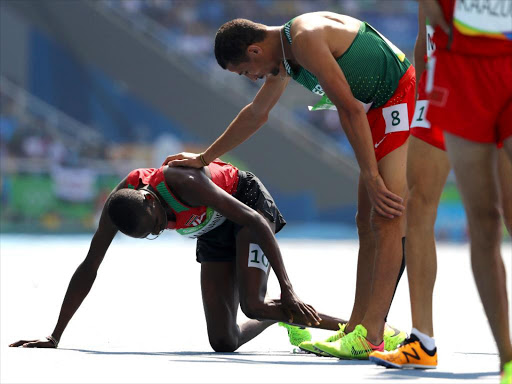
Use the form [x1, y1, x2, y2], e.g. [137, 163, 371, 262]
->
[402, 348, 420, 363]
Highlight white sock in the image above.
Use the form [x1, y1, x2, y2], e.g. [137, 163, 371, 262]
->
[411, 328, 436, 351]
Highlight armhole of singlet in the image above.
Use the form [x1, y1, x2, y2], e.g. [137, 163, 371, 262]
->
[284, 19, 295, 45]
[335, 21, 365, 61]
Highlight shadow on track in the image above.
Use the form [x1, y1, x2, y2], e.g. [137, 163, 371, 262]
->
[378, 369, 498, 381]
[62, 348, 500, 376]
[61, 348, 373, 366]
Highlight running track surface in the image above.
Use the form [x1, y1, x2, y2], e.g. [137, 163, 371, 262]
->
[2, 234, 511, 383]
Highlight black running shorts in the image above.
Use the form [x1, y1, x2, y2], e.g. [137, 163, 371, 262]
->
[195, 171, 286, 263]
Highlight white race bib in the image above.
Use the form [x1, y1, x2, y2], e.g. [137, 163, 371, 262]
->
[383, 103, 410, 134]
[248, 244, 270, 274]
[176, 208, 226, 238]
[411, 100, 431, 129]
[453, 0, 512, 39]
[426, 24, 436, 58]
[425, 56, 436, 94]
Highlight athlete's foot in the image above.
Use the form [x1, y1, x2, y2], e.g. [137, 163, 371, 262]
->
[369, 334, 437, 369]
[278, 322, 311, 347]
[383, 323, 407, 351]
[343, 322, 357, 334]
[501, 360, 512, 384]
[299, 323, 346, 357]
[314, 324, 383, 359]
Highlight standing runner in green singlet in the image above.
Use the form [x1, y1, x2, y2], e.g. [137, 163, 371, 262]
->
[163, 12, 415, 359]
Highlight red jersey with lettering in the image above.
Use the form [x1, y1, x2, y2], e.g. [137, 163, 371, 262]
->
[434, 0, 512, 55]
[125, 160, 239, 238]
[427, 0, 512, 143]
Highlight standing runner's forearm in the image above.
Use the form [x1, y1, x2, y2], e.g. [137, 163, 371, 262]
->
[165, 76, 288, 167]
[203, 104, 267, 163]
[338, 108, 380, 179]
[202, 75, 290, 163]
[414, 36, 426, 84]
[418, 0, 450, 34]
[414, 2, 427, 84]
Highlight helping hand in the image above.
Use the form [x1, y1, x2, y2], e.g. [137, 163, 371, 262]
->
[279, 289, 322, 327]
[161, 152, 205, 168]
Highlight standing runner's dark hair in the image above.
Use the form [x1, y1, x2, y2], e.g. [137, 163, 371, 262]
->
[215, 19, 267, 69]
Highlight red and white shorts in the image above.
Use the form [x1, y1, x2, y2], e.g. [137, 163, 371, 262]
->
[427, 50, 512, 144]
[410, 71, 446, 150]
[367, 65, 416, 162]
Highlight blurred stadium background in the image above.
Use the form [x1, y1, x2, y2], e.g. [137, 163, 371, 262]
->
[0, 0, 506, 241]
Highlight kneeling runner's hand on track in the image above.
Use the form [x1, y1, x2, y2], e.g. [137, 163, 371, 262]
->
[9, 338, 56, 348]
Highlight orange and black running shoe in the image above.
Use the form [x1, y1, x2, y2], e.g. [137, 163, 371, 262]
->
[369, 334, 437, 369]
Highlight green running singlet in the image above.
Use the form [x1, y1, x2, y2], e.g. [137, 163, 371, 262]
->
[282, 19, 411, 110]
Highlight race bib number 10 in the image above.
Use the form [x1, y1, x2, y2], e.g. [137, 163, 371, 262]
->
[248, 244, 270, 274]
[383, 103, 410, 134]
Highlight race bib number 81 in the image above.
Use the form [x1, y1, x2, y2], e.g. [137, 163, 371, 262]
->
[383, 103, 410, 134]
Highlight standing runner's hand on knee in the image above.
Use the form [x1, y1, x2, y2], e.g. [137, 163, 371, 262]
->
[364, 173, 404, 219]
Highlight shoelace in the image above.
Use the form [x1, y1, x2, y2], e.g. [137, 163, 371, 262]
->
[286, 326, 310, 345]
[384, 324, 401, 337]
[344, 328, 374, 357]
[325, 323, 347, 342]
[400, 336, 418, 347]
